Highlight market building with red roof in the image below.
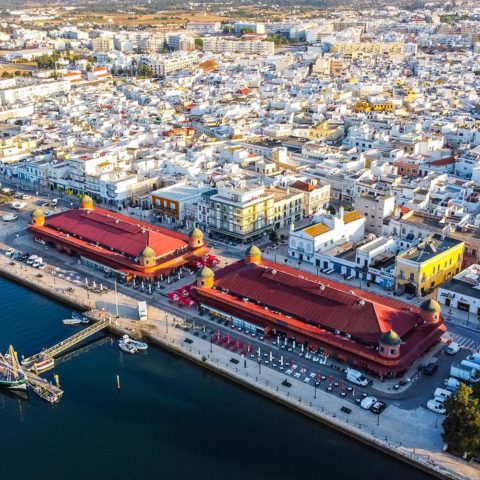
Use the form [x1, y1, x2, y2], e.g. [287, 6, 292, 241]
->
[29, 195, 208, 281]
[193, 246, 446, 378]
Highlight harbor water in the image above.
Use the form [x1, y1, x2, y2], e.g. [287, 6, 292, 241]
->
[0, 277, 433, 480]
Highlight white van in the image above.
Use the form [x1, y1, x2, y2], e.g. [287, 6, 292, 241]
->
[50, 198, 58, 206]
[345, 368, 369, 386]
[434, 388, 452, 403]
[444, 377, 460, 392]
[466, 353, 480, 366]
[446, 342, 460, 355]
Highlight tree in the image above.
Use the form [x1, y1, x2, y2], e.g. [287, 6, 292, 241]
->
[194, 38, 203, 49]
[326, 205, 336, 215]
[442, 383, 480, 458]
[136, 64, 153, 77]
[269, 230, 278, 244]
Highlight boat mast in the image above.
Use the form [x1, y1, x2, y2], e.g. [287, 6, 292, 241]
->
[9, 345, 18, 379]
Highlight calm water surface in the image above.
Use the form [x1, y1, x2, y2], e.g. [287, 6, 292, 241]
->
[0, 277, 432, 480]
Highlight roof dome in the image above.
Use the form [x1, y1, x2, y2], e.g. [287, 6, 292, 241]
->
[420, 298, 441, 313]
[197, 266, 214, 279]
[81, 194, 93, 208]
[245, 245, 261, 257]
[189, 227, 203, 239]
[141, 246, 156, 258]
[379, 330, 402, 346]
[31, 208, 44, 218]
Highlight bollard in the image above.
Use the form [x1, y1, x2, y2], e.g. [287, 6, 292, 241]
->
[54, 374, 60, 388]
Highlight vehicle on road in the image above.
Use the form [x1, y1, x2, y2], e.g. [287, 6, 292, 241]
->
[1, 187, 13, 194]
[444, 377, 460, 392]
[360, 396, 377, 410]
[461, 359, 480, 372]
[421, 363, 438, 376]
[281, 379, 292, 387]
[51, 198, 58, 206]
[10, 201, 27, 210]
[450, 363, 478, 382]
[427, 399, 446, 414]
[21, 194, 32, 200]
[5, 248, 15, 256]
[20, 185, 31, 191]
[465, 353, 480, 366]
[446, 342, 460, 355]
[433, 388, 452, 402]
[2, 213, 18, 222]
[184, 338, 193, 344]
[371, 401, 387, 414]
[345, 368, 369, 386]
[26, 255, 39, 265]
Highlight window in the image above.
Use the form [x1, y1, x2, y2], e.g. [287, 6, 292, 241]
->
[390, 349, 395, 355]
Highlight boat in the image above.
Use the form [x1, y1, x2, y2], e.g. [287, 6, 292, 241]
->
[63, 318, 82, 325]
[119, 341, 137, 354]
[0, 347, 27, 391]
[33, 385, 61, 404]
[72, 312, 90, 324]
[122, 335, 148, 351]
[30, 358, 54, 373]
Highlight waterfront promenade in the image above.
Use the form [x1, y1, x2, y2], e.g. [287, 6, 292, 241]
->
[0, 254, 478, 480]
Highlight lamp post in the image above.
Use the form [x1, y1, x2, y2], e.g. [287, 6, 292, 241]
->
[314, 381, 318, 399]
[258, 358, 261, 374]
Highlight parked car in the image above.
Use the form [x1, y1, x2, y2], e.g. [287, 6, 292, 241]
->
[422, 363, 438, 376]
[51, 198, 58, 206]
[360, 396, 377, 410]
[427, 399, 446, 414]
[21, 194, 32, 200]
[446, 342, 460, 355]
[5, 248, 15, 256]
[26, 255, 39, 265]
[36, 262, 47, 270]
[371, 401, 387, 414]
[2, 214, 18, 222]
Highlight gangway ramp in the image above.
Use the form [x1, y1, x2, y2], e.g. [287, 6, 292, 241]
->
[22, 317, 111, 367]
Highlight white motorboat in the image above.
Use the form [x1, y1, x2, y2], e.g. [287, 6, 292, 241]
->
[119, 341, 137, 354]
[122, 335, 148, 351]
[30, 358, 55, 373]
[63, 318, 82, 325]
[72, 312, 90, 324]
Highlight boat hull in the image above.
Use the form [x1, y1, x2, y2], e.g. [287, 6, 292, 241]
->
[0, 379, 27, 390]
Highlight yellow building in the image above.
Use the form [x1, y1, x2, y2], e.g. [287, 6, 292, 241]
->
[395, 234, 464, 296]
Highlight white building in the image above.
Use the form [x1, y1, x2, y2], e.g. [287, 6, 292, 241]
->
[288, 207, 366, 264]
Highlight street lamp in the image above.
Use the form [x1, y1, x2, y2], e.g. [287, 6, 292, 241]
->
[314, 381, 318, 399]
[258, 358, 261, 374]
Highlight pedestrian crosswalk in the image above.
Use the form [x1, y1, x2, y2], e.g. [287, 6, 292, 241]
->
[445, 332, 480, 352]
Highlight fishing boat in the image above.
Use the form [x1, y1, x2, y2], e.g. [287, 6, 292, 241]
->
[0, 347, 27, 391]
[33, 385, 61, 404]
[122, 335, 148, 351]
[30, 358, 54, 373]
[63, 318, 82, 325]
[72, 312, 90, 324]
[118, 341, 137, 354]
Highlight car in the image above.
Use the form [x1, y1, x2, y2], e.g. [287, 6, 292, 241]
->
[294, 372, 301, 378]
[422, 363, 438, 376]
[2, 214, 18, 222]
[446, 342, 460, 355]
[51, 199, 58, 206]
[184, 338, 193, 344]
[303, 377, 311, 383]
[26, 255, 39, 265]
[5, 248, 16, 256]
[427, 399, 446, 415]
[41, 202, 50, 207]
[20, 185, 31, 191]
[360, 396, 377, 410]
[371, 401, 387, 414]
[36, 262, 47, 270]
[19, 252, 29, 261]
[281, 379, 292, 387]
[21, 194, 32, 200]
[229, 358, 239, 365]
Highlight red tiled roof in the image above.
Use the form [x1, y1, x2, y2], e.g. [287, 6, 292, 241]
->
[210, 259, 421, 344]
[42, 207, 188, 258]
[290, 180, 315, 192]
